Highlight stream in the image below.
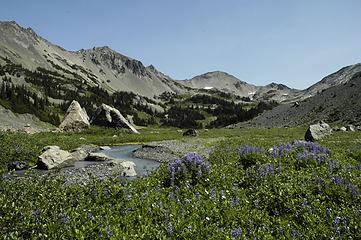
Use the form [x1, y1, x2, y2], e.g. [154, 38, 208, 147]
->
[4, 145, 160, 179]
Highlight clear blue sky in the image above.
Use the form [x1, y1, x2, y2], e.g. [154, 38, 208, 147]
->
[1, 0, 361, 89]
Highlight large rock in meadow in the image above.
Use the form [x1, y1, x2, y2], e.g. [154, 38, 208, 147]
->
[305, 121, 333, 142]
[108, 160, 137, 177]
[85, 152, 113, 161]
[6, 161, 29, 171]
[183, 129, 198, 137]
[37, 146, 73, 170]
[59, 100, 90, 132]
[91, 104, 139, 134]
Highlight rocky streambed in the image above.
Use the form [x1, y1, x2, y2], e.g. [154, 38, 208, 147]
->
[6, 139, 211, 184]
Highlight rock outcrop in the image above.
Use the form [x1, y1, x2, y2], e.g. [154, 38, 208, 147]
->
[91, 104, 139, 133]
[37, 146, 73, 170]
[183, 129, 198, 137]
[59, 100, 90, 132]
[6, 161, 29, 171]
[305, 121, 333, 142]
[85, 152, 113, 161]
[108, 160, 137, 177]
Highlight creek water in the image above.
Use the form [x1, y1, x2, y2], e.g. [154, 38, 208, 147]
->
[4, 145, 160, 178]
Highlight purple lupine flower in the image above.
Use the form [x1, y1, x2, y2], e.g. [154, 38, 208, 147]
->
[106, 225, 112, 238]
[230, 227, 242, 239]
[194, 192, 200, 203]
[168, 222, 173, 236]
[62, 214, 68, 224]
[262, 224, 267, 232]
[254, 199, 259, 208]
[211, 188, 217, 201]
[33, 210, 41, 222]
[326, 208, 332, 217]
[187, 224, 192, 231]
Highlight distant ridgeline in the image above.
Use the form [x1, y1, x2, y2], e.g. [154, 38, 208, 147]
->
[0, 57, 160, 127]
[0, 56, 279, 129]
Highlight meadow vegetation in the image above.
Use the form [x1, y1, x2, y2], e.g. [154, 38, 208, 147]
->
[1, 127, 361, 239]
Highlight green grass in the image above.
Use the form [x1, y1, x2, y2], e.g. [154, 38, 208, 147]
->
[1, 127, 361, 239]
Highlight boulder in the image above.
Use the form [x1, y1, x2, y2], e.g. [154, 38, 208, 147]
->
[37, 146, 73, 170]
[346, 125, 355, 132]
[304, 121, 333, 142]
[183, 129, 198, 137]
[59, 100, 90, 132]
[85, 152, 113, 161]
[7, 161, 29, 171]
[339, 127, 347, 132]
[68, 145, 98, 162]
[99, 146, 111, 150]
[108, 160, 137, 177]
[91, 104, 139, 134]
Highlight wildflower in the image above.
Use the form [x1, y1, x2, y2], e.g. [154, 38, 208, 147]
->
[326, 208, 332, 217]
[33, 210, 41, 222]
[230, 227, 242, 239]
[106, 225, 112, 238]
[168, 222, 173, 236]
[187, 224, 192, 231]
[62, 214, 68, 224]
[196, 192, 200, 202]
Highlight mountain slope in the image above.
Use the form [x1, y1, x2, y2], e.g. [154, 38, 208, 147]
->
[0, 21, 185, 99]
[300, 63, 361, 99]
[229, 72, 361, 128]
[177, 71, 301, 102]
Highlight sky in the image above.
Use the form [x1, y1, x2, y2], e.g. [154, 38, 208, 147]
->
[1, 0, 361, 89]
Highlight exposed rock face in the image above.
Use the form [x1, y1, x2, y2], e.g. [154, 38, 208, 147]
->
[183, 129, 198, 137]
[91, 104, 139, 133]
[6, 161, 29, 171]
[59, 100, 90, 132]
[339, 127, 347, 132]
[346, 125, 355, 132]
[37, 146, 73, 170]
[108, 160, 137, 177]
[85, 152, 113, 161]
[305, 121, 333, 142]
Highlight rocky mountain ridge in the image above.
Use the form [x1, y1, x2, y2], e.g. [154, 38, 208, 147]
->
[229, 72, 361, 129]
[0, 21, 186, 99]
[179, 71, 301, 102]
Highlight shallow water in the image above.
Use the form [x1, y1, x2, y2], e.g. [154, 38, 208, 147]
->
[4, 145, 160, 178]
[99, 145, 160, 175]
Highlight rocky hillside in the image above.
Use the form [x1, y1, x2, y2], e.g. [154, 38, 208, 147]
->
[302, 63, 361, 99]
[178, 71, 302, 102]
[0, 21, 186, 99]
[229, 72, 361, 129]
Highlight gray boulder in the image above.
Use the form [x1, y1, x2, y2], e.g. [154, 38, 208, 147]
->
[7, 161, 29, 171]
[91, 104, 139, 134]
[85, 152, 113, 161]
[339, 127, 347, 132]
[37, 146, 73, 170]
[59, 100, 90, 132]
[183, 129, 198, 137]
[305, 121, 333, 142]
[108, 160, 137, 177]
[346, 125, 355, 132]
